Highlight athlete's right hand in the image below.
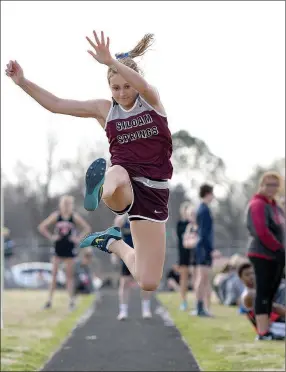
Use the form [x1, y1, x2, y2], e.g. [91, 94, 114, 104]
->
[5, 60, 24, 85]
[50, 234, 60, 243]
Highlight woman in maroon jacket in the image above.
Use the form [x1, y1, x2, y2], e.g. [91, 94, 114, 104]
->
[246, 171, 285, 340]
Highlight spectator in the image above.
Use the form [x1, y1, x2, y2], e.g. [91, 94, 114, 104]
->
[165, 264, 193, 292]
[166, 264, 181, 292]
[246, 171, 285, 340]
[238, 262, 285, 340]
[114, 214, 152, 320]
[2, 227, 15, 260]
[223, 255, 247, 307]
[74, 247, 95, 295]
[213, 254, 247, 307]
[193, 184, 214, 317]
[183, 205, 198, 296]
[278, 195, 285, 214]
[176, 201, 191, 311]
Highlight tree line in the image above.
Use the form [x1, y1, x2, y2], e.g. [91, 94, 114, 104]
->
[3, 130, 284, 259]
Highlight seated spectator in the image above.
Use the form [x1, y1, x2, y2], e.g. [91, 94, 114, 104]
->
[213, 263, 232, 304]
[238, 262, 285, 340]
[274, 276, 285, 306]
[166, 264, 192, 292]
[166, 264, 181, 292]
[213, 254, 247, 306]
[74, 247, 96, 295]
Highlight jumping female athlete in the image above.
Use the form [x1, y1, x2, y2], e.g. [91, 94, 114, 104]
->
[38, 195, 91, 310]
[5, 31, 173, 291]
[80, 31, 173, 291]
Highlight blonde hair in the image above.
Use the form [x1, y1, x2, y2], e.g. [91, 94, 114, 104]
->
[278, 195, 286, 211]
[258, 171, 283, 195]
[107, 33, 155, 83]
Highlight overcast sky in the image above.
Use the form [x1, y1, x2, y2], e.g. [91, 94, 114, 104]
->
[1, 1, 285, 193]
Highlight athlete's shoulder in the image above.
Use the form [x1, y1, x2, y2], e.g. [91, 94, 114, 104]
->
[93, 99, 112, 118]
[139, 86, 167, 117]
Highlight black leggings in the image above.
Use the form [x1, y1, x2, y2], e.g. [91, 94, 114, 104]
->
[250, 257, 285, 316]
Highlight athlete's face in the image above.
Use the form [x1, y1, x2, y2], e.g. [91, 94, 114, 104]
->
[109, 74, 138, 109]
[60, 199, 74, 214]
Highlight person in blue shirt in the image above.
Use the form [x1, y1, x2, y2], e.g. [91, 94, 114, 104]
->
[193, 184, 214, 317]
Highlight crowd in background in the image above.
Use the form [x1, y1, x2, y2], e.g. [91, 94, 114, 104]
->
[2, 170, 285, 340]
[167, 171, 285, 340]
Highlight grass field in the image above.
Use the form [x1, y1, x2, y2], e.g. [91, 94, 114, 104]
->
[1, 290, 94, 371]
[158, 292, 285, 372]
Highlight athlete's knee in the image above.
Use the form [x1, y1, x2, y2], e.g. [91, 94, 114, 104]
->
[108, 165, 129, 185]
[138, 278, 160, 292]
[103, 165, 130, 198]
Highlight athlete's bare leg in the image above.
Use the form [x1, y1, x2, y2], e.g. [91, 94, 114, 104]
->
[109, 220, 166, 291]
[102, 165, 133, 211]
[65, 258, 76, 308]
[47, 256, 60, 304]
[85, 164, 166, 292]
[117, 275, 132, 320]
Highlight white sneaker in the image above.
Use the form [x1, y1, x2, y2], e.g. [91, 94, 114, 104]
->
[117, 311, 128, 321]
[142, 309, 152, 319]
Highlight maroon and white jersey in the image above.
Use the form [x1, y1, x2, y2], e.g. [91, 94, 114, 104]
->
[105, 95, 173, 180]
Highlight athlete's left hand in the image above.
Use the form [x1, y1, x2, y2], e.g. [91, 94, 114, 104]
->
[86, 31, 113, 66]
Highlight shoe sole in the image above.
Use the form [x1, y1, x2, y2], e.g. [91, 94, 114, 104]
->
[84, 158, 106, 211]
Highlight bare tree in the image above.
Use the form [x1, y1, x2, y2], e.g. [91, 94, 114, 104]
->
[40, 131, 59, 216]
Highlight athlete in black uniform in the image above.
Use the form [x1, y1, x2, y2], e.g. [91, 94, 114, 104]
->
[38, 195, 91, 310]
[113, 214, 152, 320]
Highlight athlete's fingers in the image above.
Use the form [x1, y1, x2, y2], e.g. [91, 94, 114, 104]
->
[106, 36, 110, 49]
[100, 31, 105, 45]
[93, 30, 101, 46]
[86, 36, 98, 52]
[87, 50, 98, 60]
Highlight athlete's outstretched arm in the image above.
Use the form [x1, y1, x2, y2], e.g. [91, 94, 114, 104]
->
[86, 31, 164, 110]
[5, 60, 110, 126]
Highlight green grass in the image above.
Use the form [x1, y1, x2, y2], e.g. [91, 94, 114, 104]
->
[1, 290, 94, 371]
[158, 292, 285, 371]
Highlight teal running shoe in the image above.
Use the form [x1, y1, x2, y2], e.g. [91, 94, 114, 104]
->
[84, 158, 106, 211]
[79, 226, 122, 254]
